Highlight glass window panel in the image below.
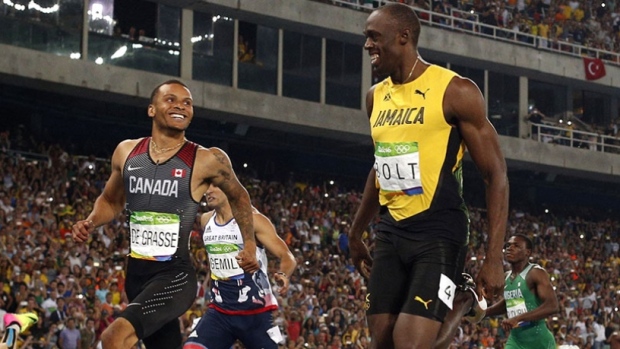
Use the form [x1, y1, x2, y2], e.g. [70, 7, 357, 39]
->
[283, 31, 321, 102]
[529, 80, 567, 118]
[580, 90, 611, 129]
[88, 34, 179, 75]
[156, 4, 180, 45]
[88, 0, 115, 36]
[0, 0, 82, 56]
[192, 12, 234, 86]
[326, 39, 362, 109]
[88, 2, 179, 75]
[238, 22, 277, 95]
[488, 71, 519, 136]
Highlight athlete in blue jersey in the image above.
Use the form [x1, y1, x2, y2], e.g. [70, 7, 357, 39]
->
[184, 184, 296, 349]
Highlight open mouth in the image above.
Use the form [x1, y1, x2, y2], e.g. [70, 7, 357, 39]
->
[169, 113, 185, 120]
[370, 53, 379, 66]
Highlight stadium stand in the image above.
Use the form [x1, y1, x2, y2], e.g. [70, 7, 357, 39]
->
[1, 0, 619, 348]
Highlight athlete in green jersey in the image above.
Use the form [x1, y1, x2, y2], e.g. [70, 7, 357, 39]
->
[485, 234, 558, 349]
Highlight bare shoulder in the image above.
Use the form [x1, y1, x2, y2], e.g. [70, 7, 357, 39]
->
[366, 84, 378, 118]
[447, 75, 481, 96]
[112, 138, 143, 168]
[528, 265, 550, 280]
[117, 138, 142, 152]
[253, 210, 272, 225]
[200, 210, 215, 228]
[444, 76, 484, 124]
[196, 146, 231, 165]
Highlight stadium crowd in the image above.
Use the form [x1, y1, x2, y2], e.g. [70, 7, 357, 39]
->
[0, 129, 619, 349]
[319, 0, 620, 56]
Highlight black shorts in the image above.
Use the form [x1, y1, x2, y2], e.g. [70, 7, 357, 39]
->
[366, 232, 467, 322]
[120, 258, 197, 349]
[184, 308, 281, 349]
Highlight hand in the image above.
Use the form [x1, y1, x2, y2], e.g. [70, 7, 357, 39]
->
[274, 272, 290, 296]
[475, 257, 504, 302]
[236, 244, 259, 273]
[501, 318, 519, 332]
[348, 237, 372, 280]
[72, 219, 95, 243]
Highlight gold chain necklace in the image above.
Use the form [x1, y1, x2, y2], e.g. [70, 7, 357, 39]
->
[150, 138, 186, 154]
[401, 57, 419, 84]
[390, 57, 419, 92]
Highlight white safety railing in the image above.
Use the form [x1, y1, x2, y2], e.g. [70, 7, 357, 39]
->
[529, 122, 620, 154]
[319, 0, 620, 66]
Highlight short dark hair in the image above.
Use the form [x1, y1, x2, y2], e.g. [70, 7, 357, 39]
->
[513, 234, 533, 251]
[377, 3, 421, 45]
[150, 79, 189, 103]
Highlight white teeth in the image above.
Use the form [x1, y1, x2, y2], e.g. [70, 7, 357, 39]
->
[370, 54, 379, 64]
[171, 114, 184, 119]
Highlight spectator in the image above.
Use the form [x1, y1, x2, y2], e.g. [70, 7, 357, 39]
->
[58, 317, 80, 349]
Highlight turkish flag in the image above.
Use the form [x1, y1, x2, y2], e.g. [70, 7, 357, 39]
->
[583, 57, 606, 80]
[172, 168, 186, 178]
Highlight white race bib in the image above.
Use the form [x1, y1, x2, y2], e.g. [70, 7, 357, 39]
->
[206, 243, 243, 279]
[506, 298, 528, 319]
[438, 274, 456, 310]
[129, 211, 180, 261]
[374, 142, 423, 195]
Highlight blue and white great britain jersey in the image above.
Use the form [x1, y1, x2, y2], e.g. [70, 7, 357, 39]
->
[203, 212, 278, 314]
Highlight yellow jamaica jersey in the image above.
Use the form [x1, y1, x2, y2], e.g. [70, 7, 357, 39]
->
[370, 64, 469, 242]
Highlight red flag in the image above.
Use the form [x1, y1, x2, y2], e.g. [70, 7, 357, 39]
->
[172, 169, 186, 178]
[583, 57, 606, 80]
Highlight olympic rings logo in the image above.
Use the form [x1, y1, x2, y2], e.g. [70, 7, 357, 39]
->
[394, 144, 410, 154]
[155, 216, 172, 223]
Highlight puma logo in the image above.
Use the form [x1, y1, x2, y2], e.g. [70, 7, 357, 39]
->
[414, 296, 433, 310]
[415, 88, 430, 99]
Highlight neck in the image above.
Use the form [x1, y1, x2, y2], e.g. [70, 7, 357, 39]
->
[214, 205, 233, 224]
[151, 134, 185, 146]
[393, 55, 420, 85]
[511, 260, 529, 275]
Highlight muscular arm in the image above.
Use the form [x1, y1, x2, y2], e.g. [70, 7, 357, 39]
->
[199, 147, 258, 272]
[485, 273, 508, 317]
[513, 268, 559, 323]
[348, 87, 378, 279]
[484, 298, 507, 317]
[73, 140, 132, 242]
[254, 213, 296, 295]
[349, 168, 380, 241]
[445, 77, 509, 300]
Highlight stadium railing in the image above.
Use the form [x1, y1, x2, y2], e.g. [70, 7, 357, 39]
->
[528, 122, 620, 154]
[318, 0, 620, 66]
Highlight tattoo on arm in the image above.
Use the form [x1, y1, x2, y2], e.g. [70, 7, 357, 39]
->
[213, 152, 229, 166]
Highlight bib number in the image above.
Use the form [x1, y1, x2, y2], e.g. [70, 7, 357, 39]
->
[506, 299, 528, 319]
[206, 244, 243, 279]
[130, 211, 180, 261]
[374, 142, 422, 195]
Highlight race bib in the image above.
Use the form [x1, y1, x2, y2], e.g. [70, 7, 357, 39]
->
[438, 274, 456, 310]
[129, 211, 180, 261]
[206, 243, 243, 280]
[505, 298, 528, 319]
[374, 141, 422, 195]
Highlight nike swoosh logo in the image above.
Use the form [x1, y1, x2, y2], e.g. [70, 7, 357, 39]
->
[127, 303, 142, 307]
[127, 165, 143, 171]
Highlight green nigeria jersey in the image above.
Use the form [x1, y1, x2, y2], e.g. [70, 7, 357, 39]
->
[503, 263, 556, 349]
